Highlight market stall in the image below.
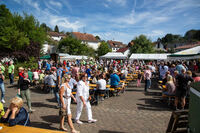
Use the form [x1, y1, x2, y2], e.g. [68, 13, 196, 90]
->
[100, 52, 127, 59]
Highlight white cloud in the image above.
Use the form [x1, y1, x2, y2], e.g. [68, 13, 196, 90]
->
[103, 3, 109, 8]
[39, 10, 85, 31]
[106, 0, 127, 6]
[94, 31, 134, 44]
[146, 30, 165, 37]
[13, 0, 40, 11]
[49, 0, 62, 8]
[44, 1, 60, 14]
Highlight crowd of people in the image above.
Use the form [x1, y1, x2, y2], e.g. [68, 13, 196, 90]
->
[0, 59, 200, 132]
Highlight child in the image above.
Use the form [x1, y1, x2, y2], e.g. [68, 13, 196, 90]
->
[137, 70, 142, 87]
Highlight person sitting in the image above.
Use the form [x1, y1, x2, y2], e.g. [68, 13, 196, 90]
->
[1, 97, 30, 126]
[95, 74, 106, 102]
[110, 69, 120, 96]
[0, 102, 5, 118]
[163, 75, 176, 96]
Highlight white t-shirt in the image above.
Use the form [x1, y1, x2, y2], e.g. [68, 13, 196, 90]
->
[96, 79, 106, 90]
[33, 72, 39, 80]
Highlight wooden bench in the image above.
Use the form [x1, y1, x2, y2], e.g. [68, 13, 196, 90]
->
[166, 110, 188, 133]
[162, 94, 176, 105]
[0, 123, 66, 133]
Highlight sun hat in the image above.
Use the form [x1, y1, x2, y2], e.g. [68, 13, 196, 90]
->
[18, 67, 24, 70]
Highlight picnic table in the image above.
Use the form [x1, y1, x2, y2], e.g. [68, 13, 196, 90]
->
[0, 123, 65, 133]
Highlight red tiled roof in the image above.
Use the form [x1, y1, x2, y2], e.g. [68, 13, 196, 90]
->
[116, 47, 129, 52]
[175, 42, 200, 50]
[47, 32, 66, 37]
[72, 32, 98, 42]
[107, 40, 126, 48]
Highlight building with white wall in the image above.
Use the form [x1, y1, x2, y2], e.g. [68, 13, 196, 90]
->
[71, 32, 100, 50]
[107, 40, 126, 52]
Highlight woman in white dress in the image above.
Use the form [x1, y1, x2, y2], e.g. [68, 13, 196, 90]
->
[59, 74, 79, 133]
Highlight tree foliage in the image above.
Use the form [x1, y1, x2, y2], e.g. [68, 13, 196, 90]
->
[54, 25, 59, 33]
[97, 41, 111, 56]
[0, 4, 46, 61]
[161, 34, 184, 47]
[58, 36, 95, 56]
[159, 29, 200, 49]
[40, 23, 52, 32]
[184, 29, 200, 41]
[129, 35, 154, 54]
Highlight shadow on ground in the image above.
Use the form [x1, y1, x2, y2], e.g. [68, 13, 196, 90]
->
[137, 97, 171, 111]
[46, 97, 57, 103]
[31, 102, 57, 109]
[125, 89, 144, 92]
[41, 115, 60, 124]
[99, 130, 127, 133]
[30, 121, 59, 130]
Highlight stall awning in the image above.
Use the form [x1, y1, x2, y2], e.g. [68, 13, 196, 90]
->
[129, 54, 169, 60]
[100, 52, 127, 59]
[40, 55, 51, 59]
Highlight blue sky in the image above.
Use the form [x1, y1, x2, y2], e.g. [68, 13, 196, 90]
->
[1, 0, 200, 44]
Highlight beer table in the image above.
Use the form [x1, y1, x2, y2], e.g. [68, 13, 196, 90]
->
[0, 123, 65, 133]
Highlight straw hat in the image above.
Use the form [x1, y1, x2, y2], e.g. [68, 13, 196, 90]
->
[18, 67, 24, 70]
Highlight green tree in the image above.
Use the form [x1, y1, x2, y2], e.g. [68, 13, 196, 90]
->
[95, 35, 101, 41]
[161, 33, 184, 48]
[184, 29, 200, 41]
[0, 4, 46, 61]
[54, 25, 59, 32]
[40, 23, 52, 32]
[129, 35, 154, 54]
[97, 41, 111, 56]
[58, 36, 95, 56]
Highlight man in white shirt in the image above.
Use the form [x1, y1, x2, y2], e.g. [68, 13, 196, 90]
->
[95, 74, 106, 102]
[159, 62, 168, 80]
[75, 74, 97, 124]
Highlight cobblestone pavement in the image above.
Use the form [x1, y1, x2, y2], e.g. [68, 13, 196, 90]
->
[3, 79, 172, 133]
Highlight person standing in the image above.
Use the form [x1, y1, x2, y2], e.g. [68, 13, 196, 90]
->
[137, 70, 142, 87]
[8, 61, 15, 85]
[144, 66, 152, 92]
[174, 69, 193, 110]
[18, 73, 35, 113]
[0, 71, 5, 103]
[0, 63, 5, 75]
[27, 68, 33, 83]
[72, 64, 79, 78]
[85, 65, 92, 79]
[59, 74, 79, 133]
[176, 61, 186, 74]
[75, 73, 97, 124]
[159, 62, 168, 80]
[47, 70, 59, 107]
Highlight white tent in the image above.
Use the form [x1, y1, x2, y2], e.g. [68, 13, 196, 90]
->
[100, 52, 127, 59]
[129, 54, 169, 60]
[168, 46, 200, 60]
[174, 46, 200, 55]
[59, 53, 70, 57]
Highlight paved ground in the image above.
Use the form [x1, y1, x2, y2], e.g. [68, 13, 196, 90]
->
[3, 79, 172, 133]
